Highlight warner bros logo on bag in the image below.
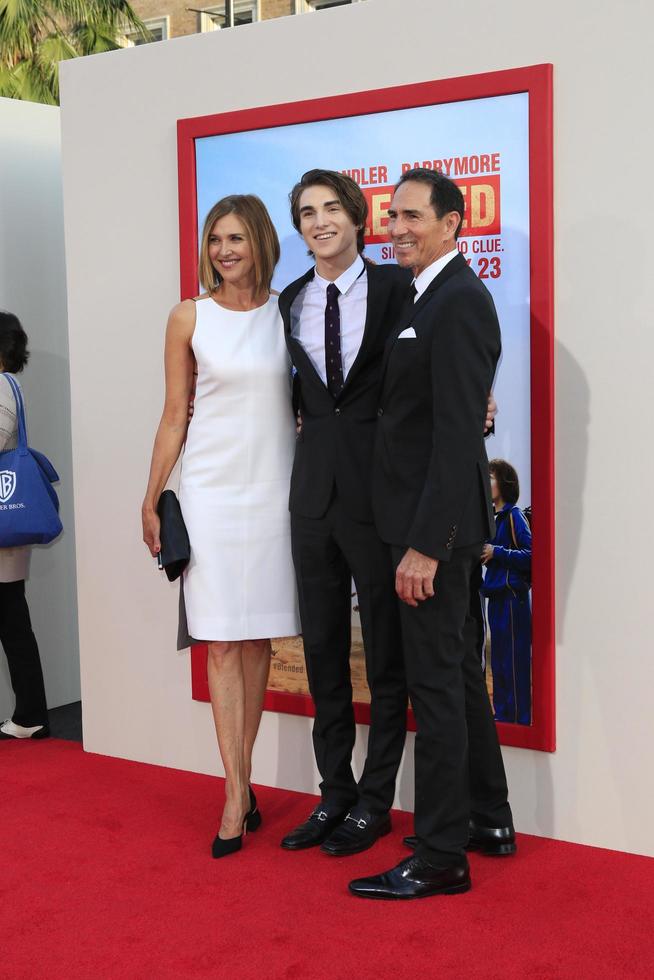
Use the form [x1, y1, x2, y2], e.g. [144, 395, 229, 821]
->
[0, 470, 17, 504]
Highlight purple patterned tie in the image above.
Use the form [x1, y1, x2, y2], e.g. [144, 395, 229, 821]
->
[324, 282, 344, 397]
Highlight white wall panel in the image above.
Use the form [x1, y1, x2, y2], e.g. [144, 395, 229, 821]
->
[0, 97, 80, 717]
[60, 0, 654, 855]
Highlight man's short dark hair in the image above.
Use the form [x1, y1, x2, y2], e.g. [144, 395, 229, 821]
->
[0, 311, 30, 373]
[395, 167, 465, 239]
[289, 169, 367, 253]
[489, 459, 520, 506]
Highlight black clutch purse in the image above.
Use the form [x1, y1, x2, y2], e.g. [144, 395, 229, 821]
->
[157, 490, 190, 582]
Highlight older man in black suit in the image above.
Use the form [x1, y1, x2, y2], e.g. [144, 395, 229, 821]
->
[350, 169, 514, 900]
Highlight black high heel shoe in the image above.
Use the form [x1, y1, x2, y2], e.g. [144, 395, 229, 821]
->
[212, 816, 247, 859]
[246, 786, 262, 832]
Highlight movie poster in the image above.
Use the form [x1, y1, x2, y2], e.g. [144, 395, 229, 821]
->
[190, 91, 535, 729]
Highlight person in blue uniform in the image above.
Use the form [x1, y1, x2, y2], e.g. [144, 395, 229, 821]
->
[481, 459, 532, 725]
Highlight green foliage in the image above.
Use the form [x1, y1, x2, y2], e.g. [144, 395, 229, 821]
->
[0, 0, 150, 103]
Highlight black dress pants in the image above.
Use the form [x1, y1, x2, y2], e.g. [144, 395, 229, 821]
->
[392, 543, 511, 866]
[0, 580, 48, 728]
[464, 564, 512, 825]
[291, 495, 407, 814]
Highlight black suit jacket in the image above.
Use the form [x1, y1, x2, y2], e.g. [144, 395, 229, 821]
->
[372, 252, 501, 560]
[279, 261, 411, 522]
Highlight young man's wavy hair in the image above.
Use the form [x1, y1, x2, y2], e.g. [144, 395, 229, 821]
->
[289, 169, 368, 254]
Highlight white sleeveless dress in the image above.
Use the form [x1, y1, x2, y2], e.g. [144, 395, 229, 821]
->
[178, 295, 300, 642]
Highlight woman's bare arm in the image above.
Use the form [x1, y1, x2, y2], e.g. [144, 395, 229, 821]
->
[141, 300, 196, 556]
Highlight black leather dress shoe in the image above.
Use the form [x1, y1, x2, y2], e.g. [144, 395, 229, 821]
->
[467, 818, 516, 856]
[349, 856, 471, 900]
[280, 804, 349, 850]
[403, 819, 516, 857]
[321, 807, 391, 856]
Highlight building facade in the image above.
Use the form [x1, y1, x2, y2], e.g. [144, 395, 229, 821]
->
[126, 0, 366, 44]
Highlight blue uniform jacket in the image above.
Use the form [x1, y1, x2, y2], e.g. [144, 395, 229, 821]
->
[482, 504, 532, 596]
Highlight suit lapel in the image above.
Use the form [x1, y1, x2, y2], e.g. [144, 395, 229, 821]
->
[338, 263, 390, 398]
[280, 266, 314, 337]
[418, 250, 467, 301]
[281, 266, 329, 392]
[380, 252, 468, 383]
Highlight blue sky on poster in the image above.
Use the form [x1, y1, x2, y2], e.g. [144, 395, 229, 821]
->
[195, 92, 531, 503]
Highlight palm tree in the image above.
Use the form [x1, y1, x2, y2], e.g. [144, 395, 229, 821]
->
[0, 0, 150, 105]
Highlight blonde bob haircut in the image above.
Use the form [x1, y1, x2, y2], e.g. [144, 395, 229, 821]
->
[198, 194, 280, 295]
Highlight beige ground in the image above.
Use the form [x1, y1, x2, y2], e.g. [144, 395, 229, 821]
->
[269, 627, 370, 703]
[269, 628, 495, 705]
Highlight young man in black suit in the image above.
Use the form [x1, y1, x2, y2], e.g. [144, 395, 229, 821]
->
[350, 169, 514, 900]
[278, 170, 411, 857]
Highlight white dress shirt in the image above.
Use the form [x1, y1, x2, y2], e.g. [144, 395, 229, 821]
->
[290, 254, 368, 386]
[413, 247, 459, 301]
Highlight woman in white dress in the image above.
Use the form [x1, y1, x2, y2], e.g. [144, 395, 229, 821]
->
[142, 196, 299, 857]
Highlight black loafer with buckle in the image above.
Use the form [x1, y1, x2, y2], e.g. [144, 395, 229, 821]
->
[280, 803, 349, 850]
[321, 807, 391, 856]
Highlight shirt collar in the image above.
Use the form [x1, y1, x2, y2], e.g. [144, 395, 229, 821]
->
[314, 254, 365, 296]
[413, 247, 459, 300]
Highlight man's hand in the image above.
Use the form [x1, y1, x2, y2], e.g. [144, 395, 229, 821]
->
[187, 369, 198, 423]
[485, 392, 497, 434]
[481, 543, 494, 565]
[396, 547, 438, 607]
[296, 411, 303, 435]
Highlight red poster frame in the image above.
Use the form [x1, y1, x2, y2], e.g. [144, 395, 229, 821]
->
[178, 64, 555, 752]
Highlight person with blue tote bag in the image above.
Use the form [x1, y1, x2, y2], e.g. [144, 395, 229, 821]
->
[0, 312, 62, 740]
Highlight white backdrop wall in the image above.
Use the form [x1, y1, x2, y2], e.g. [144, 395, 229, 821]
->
[60, 0, 654, 856]
[0, 98, 80, 719]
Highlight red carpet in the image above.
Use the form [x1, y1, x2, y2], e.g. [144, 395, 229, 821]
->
[1, 740, 652, 979]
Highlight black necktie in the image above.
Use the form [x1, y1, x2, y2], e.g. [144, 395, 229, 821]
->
[399, 282, 417, 321]
[324, 282, 344, 397]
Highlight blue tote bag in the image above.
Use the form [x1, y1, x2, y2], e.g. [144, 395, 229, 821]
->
[0, 373, 63, 547]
